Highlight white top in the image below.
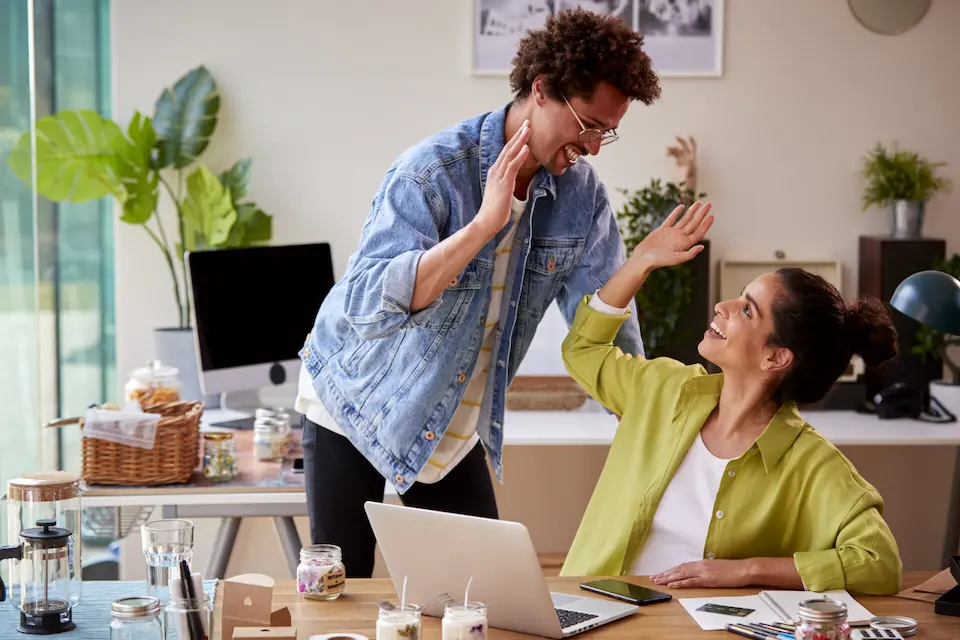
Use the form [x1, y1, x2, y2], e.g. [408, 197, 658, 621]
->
[295, 191, 528, 484]
[630, 433, 731, 575]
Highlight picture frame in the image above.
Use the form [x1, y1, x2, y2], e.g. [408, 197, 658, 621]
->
[472, 0, 724, 78]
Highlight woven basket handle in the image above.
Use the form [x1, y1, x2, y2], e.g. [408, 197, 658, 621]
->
[44, 417, 82, 429]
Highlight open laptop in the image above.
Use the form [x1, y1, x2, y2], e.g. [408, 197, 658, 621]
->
[364, 502, 638, 638]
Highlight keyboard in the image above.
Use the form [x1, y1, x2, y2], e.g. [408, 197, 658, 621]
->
[556, 608, 599, 629]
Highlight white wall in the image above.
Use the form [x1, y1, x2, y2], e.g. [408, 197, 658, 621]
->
[112, 0, 960, 384]
[111, 0, 960, 578]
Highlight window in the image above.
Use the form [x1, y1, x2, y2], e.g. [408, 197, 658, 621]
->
[0, 0, 113, 487]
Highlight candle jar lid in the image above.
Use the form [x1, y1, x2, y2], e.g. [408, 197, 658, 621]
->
[203, 431, 234, 441]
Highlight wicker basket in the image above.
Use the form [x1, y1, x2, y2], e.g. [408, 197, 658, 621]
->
[72, 401, 203, 486]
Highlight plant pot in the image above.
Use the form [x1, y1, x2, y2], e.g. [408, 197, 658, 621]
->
[153, 327, 220, 409]
[887, 199, 925, 239]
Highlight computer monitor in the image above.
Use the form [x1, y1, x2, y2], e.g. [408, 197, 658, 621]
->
[186, 242, 334, 399]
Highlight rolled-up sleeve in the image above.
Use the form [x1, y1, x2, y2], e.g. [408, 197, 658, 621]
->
[793, 490, 902, 595]
[343, 171, 445, 339]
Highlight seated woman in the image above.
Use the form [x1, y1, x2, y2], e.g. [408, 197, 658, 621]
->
[560, 202, 902, 595]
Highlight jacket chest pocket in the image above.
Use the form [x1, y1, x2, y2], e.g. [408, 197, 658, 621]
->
[423, 259, 488, 331]
[522, 238, 583, 315]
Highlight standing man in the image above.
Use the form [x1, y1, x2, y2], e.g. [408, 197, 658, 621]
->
[297, 8, 661, 578]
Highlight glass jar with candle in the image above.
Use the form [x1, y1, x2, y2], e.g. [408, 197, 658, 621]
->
[377, 602, 422, 640]
[795, 598, 850, 640]
[442, 602, 487, 640]
[296, 544, 346, 600]
[202, 432, 238, 482]
[253, 415, 291, 462]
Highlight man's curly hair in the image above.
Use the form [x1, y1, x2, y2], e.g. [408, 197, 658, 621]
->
[509, 8, 660, 105]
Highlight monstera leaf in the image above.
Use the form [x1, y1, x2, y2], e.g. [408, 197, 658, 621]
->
[153, 65, 220, 169]
[114, 111, 159, 224]
[6, 109, 125, 202]
[226, 203, 272, 247]
[219, 158, 251, 204]
[181, 165, 237, 251]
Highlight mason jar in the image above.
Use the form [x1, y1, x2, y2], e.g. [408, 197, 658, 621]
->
[377, 602, 422, 640]
[442, 602, 488, 640]
[253, 417, 291, 462]
[795, 598, 850, 640]
[202, 432, 238, 482]
[296, 544, 345, 600]
[110, 596, 163, 640]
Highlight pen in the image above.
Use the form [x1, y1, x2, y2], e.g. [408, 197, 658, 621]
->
[742, 623, 794, 640]
[726, 623, 779, 640]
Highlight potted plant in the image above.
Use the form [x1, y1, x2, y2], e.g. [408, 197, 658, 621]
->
[914, 254, 960, 407]
[860, 142, 952, 239]
[6, 65, 273, 405]
[615, 177, 706, 360]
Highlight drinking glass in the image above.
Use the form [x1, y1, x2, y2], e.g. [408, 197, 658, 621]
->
[140, 520, 195, 604]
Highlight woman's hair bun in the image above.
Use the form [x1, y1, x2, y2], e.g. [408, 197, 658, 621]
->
[845, 297, 899, 368]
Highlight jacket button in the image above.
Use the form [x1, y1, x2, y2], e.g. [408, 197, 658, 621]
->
[304, 348, 310, 357]
[395, 474, 404, 484]
[457, 373, 467, 383]
[706, 552, 715, 560]
[449, 278, 458, 287]
[716, 510, 724, 519]
[424, 431, 435, 441]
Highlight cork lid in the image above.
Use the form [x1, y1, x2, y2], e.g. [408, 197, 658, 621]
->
[7, 471, 84, 502]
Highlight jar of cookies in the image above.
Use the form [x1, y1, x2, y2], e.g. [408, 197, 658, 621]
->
[124, 361, 181, 406]
[202, 432, 238, 482]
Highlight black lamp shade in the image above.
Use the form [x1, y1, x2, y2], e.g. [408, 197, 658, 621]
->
[890, 270, 960, 335]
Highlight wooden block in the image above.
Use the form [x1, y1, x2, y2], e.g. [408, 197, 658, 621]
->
[233, 627, 297, 640]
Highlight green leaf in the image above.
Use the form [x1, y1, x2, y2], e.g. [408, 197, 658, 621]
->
[153, 65, 220, 169]
[219, 158, 252, 204]
[181, 165, 237, 251]
[115, 111, 159, 224]
[6, 109, 124, 202]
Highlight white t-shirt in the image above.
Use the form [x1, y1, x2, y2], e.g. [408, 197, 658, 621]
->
[295, 192, 528, 484]
[629, 432, 731, 575]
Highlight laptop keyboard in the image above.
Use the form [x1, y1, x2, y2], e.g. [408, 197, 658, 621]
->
[556, 608, 599, 629]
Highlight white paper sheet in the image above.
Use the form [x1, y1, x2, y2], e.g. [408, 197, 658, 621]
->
[678, 590, 874, 631]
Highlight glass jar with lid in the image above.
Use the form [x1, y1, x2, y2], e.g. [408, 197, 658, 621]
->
[297, 544, 345, 600]
[795, 598, 850, 640]
[110, 596, 162, 640]
[253, 408, 292, 461]
[202, 432, 238, 482]
[124, 361, 181, 406]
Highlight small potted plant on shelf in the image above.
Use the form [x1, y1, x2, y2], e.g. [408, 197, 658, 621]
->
[6, 65, 274, 406]
[860, 142, 952, 239]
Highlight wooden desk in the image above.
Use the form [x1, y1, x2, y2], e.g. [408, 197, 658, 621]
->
[214, 573, 960, 639]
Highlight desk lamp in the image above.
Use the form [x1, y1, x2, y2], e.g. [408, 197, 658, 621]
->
[889, 270, 960, 418]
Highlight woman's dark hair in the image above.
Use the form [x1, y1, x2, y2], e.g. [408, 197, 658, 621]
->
[509, 8, 660, 104]
[768, 268, 899, 405]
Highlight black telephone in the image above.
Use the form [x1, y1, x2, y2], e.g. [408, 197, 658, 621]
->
[872, 382, 956, 423]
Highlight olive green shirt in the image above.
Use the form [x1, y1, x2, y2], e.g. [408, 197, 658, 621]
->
[559, 297, 902, 595]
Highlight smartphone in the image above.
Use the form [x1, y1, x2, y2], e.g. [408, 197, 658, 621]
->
[579, 579, 672, 606]
[292, 457, 304, 473]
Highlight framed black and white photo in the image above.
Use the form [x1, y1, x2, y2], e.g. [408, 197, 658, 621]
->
[472, 0, 723, 78]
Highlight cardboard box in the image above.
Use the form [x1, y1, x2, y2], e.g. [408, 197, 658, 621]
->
[221, 574, 292, 640]
[232, 627, 297, 640]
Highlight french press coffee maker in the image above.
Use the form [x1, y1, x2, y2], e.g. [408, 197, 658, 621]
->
[0, 519, 77, 634]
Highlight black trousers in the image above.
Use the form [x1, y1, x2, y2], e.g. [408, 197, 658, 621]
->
[301, 417, 499, 578]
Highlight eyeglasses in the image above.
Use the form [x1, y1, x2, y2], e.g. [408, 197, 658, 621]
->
[562, 94, 619, 147]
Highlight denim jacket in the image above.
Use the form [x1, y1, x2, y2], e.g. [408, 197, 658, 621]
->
[299, 103, 644, 493]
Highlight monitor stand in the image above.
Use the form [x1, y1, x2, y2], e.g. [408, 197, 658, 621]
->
[209, 389, 303, 430]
